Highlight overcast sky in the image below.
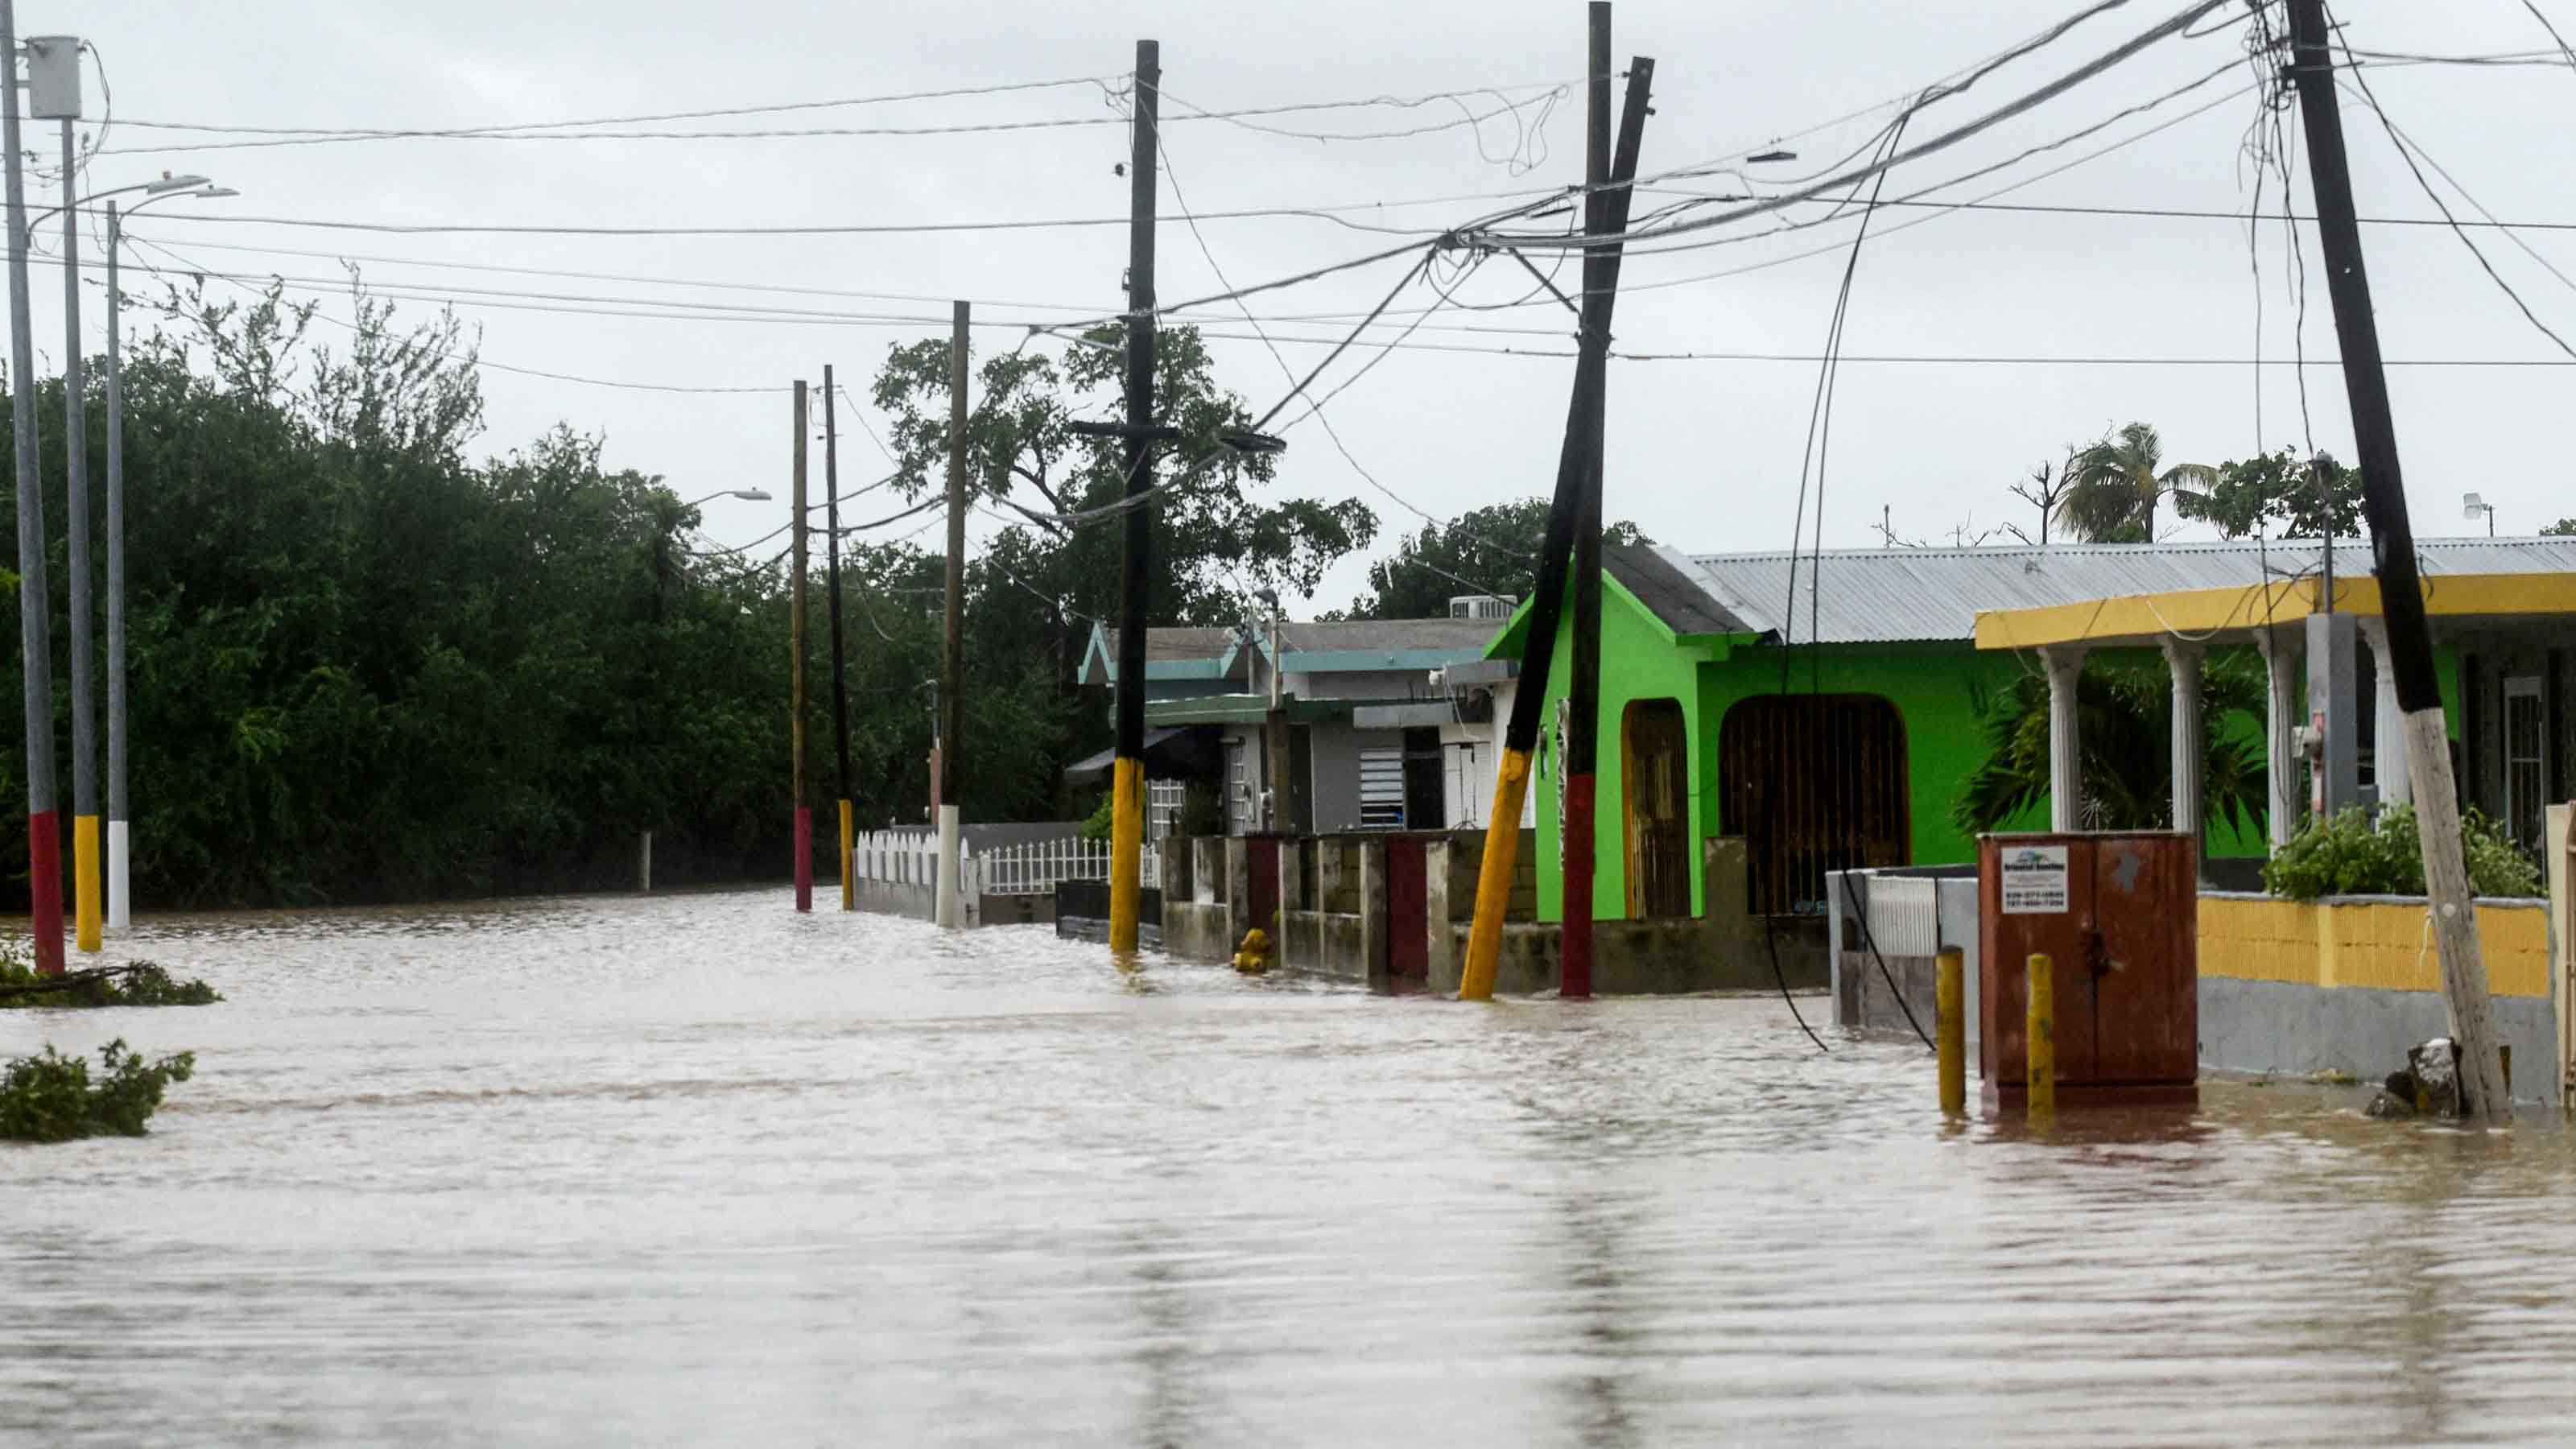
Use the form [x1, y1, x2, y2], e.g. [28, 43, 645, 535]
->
[33, 0, 2576, 612]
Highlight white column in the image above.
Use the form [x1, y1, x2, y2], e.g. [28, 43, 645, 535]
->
[2165, 641, 2204, 843]
[2042, 646, 2086, 832]
[2357, 617, 2411, 810]
[935, 803, 962, 928]
[2258, 629, 2302, 848]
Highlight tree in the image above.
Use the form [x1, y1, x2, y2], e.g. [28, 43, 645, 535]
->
[2544, 518, 2576, 537]
[2177, 448, 2363, 539]
[2058, 422, 2216, 543]
[2006, 453, 2075, 545]
[870, 322, 1376, 631]
[1344, 498, 1645, 620]
[1954, 655, 2268, 837]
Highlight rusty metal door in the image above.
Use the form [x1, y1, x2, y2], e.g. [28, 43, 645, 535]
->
[1979, 832, 2198, 1095]
[1385, 837, 1428, 979]
[1624, 700, 1692, 919]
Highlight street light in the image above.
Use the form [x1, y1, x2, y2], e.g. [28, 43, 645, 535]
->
[682, 486, 773, 508]
[2462, 492, 2497, 537]
[103, 177, 237, 932]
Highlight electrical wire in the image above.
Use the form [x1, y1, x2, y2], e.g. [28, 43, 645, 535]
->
[2511, 2, 2576, 73]
[1472, 0, 2241, 253]
[2328, 29, 2576, 360]
[104, 77, 1575, 156]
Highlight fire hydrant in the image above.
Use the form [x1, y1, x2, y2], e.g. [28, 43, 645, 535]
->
[1232, 927, 1272, 975]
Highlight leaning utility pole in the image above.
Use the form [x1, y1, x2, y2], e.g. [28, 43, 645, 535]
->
[1562, 2, 1616, 1000]
[791, 380, 813, 913]
[824, 365, 854, 911]
[936, 301, 969, 930]
[1107, 38, 1160, 957]
[2289, 0, 2508, 1122]
[1458, 38, 1653, 1002]
[3, 0, 64, 976]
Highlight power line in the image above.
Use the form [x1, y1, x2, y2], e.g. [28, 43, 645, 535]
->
[2329, 25, 2576, 361]
[102, 77, 1576, 156]
[1475, 0, 2240, 254]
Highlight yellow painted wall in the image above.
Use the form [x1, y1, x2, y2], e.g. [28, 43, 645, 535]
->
[2199, 894, 2551, 998]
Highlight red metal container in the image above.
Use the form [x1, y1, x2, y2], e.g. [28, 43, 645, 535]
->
[1978, 832, 2198, 1099]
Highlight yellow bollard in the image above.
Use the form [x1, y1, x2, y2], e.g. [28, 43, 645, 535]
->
[2026, 952, 2055, 1117]
[837, 799, 856, 911]
[1937, 947, 1965, 1117]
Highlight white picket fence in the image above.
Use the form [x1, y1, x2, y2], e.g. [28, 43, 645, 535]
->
[851, 830, 1158, 898]
[976, 836, 1161, 896]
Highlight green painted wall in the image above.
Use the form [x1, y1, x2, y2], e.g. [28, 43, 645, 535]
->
[1525, 576, 1721, 923]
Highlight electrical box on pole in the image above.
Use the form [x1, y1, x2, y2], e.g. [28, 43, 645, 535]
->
[23, 35, 79, 120]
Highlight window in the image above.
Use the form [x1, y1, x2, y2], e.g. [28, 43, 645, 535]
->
[1719, 695, 1909, 916]
[2505, 676, 2546, 852]
[1227, 741, 1257, 836]
[1358, 745, 1406, 829]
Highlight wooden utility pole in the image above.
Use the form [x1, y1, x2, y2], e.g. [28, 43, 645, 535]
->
[1458, 36, 1653, 1001]
[1562, 2, 1616, 1000]
[1108, 38, 1160, 957]
[937, 301, 970, 929]
[2288, 0, 2508, 1121]
[824, 365, 855, 911]
[791, 379, 813, 913]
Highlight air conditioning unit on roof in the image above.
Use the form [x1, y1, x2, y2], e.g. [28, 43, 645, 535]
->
[1448, 594, 1515, 621]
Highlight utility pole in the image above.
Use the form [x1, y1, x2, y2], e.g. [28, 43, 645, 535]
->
[936, 300, 969, 930]
[106, 199, 127, 931]
[4, 2, 64, 976]
[2289, 0, 2508, 1123]
[1108, 38, 1160, 958]
[1459, 39, 1653, 1002]
[791, 380, 812, 913]
[824, 365, 853, 911]
[1562, 2, 1616, 1001]
[45, 59, 97, 955]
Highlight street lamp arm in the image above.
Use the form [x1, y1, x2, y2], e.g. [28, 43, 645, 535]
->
[23, 174, 213, 237]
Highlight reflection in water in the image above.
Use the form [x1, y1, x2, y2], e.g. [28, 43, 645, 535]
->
[5, 887, 2576, 1445]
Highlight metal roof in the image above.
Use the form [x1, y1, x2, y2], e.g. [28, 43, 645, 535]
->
[1672, 537, 2576, 645]
[1607, 543, 1753, 637]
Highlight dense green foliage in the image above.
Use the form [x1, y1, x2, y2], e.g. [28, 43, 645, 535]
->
[1340, 497, 1645, 620]
[0, 283, 1373, 908]
[2179, 449, 2365, 540]
[2545, 518, 2576, 537]
[2262, 803, 2541, 900]
[0, 1038, 195, 1141]
[1955, 655, 2268, 836]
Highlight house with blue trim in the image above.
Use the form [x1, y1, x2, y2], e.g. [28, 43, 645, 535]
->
[1074, 610, 1513, 836]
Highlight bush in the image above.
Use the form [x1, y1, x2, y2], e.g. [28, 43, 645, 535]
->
[0, 1039, 196, 1142]
[1079, 795, 1114, 842]
[0, 945, 224, 1009]
[2261, 803, 2541, 900]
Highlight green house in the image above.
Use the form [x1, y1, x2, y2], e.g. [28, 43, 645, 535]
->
[1494, 539, 2576, 923]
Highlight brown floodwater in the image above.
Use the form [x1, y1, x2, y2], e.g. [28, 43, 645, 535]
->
[5, 887, 2574, 1446]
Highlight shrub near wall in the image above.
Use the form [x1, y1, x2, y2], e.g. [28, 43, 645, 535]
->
[2262, 805, 2540, 901]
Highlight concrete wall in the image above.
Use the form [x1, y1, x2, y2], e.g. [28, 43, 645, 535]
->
[2198, 976, 2556, 1098]
[2198, 891, 2552, 997]
[1425, 836, 1825, 997]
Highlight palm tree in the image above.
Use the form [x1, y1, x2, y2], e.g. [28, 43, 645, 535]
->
[2058, 423, 2218, 543]
[1954, 655, 2268, 838]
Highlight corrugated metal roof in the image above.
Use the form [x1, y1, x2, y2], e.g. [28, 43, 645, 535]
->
[1671, 537, 2576, 645]
[1276, 618, 1500, 654]
[1608, 543, 1753, 636]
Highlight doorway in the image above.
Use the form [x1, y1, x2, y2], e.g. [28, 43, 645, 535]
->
[1624, 700, 1692, 919]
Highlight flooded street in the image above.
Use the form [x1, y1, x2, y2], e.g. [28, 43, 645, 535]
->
[7, 889, 2576, 1445]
